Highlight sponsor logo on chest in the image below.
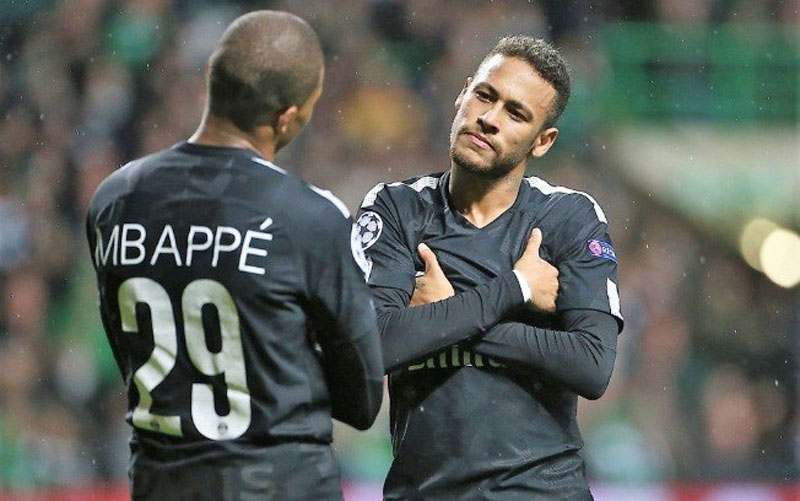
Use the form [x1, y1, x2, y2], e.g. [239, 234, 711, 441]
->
[407, 344, 505, 371]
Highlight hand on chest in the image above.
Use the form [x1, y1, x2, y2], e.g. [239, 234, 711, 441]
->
[412, 216, 554, 292]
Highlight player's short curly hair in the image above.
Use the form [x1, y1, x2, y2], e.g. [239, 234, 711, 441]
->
[207, 11, 324, 132]
[483, 36, 571, 128]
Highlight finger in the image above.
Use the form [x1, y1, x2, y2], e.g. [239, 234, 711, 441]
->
[418, 243, 442, 274]
[523, 228, 542, 257]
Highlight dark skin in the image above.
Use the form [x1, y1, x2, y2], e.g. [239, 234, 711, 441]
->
[189, 69, 324, 161]
[415, 54, 562, 311]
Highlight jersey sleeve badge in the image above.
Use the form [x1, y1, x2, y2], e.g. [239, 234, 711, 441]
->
[355, 211, 383, 251]
[587, 239, 617, 263]
[351, 222, 373, 281]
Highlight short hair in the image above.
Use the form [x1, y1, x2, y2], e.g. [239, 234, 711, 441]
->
[482, 36, 571, 127]
[207, 11, 324, 132]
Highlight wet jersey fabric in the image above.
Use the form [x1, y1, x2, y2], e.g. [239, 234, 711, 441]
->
[86, 142, 382, 470]
[357, 171, 622, 499]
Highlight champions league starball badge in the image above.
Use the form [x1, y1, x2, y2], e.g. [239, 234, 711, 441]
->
[355, 211, 383, 250]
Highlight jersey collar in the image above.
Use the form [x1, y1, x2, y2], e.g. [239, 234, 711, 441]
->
[173, 141, 265, 162]
[440, 170, 530, 230]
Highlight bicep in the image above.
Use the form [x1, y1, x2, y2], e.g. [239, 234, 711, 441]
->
[555, 218, 623, 330]
[356, 207, 416, 296]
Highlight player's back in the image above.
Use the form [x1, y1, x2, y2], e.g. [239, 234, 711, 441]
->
[86, 142, 352, 467]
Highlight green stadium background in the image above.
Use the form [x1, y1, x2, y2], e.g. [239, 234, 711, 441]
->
[0, 0, 797, 499]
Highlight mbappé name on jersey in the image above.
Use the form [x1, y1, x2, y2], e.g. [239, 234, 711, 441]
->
[87, 142, 378, 467]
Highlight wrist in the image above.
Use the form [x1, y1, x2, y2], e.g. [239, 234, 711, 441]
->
[512, 269, 532, 303]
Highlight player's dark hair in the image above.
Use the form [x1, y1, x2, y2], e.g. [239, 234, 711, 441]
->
[207, 11, 324, 132]
[483, 35, 571, 128]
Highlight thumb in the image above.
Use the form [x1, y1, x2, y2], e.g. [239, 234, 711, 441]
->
[523, 228, 543, 257]
[418, 243, 442, 274]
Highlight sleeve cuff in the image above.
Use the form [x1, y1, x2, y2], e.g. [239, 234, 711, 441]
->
[512, 269, 532, 303]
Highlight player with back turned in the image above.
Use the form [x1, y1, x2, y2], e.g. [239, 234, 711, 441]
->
[86, 11, 383, 501]
[356, 36, 623, 499]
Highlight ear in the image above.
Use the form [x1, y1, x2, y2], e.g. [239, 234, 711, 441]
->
[530, 127, 559, 158]
[454, 77, 472, 110]
[275, 105, 299, 135]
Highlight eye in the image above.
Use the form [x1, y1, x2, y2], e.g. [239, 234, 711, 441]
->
[475, 90, 492, 102]
[508, 109, 526, 122]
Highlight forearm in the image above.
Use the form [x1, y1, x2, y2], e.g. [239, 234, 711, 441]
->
[320, 332, 384, 430]
[375, 271, 524, 372]
[471, 309, 619, 399]
[310, 273, 385, 429]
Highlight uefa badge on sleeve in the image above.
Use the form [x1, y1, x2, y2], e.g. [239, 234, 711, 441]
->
[355, 211, 383, 251]
[587, 239, 617, 263]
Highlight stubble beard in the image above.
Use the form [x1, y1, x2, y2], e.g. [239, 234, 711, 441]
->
[449, 137, 526, 180]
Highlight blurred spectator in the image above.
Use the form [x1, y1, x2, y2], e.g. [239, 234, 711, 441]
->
[0, 0, 796, 494]
[699, 366, 762, 478]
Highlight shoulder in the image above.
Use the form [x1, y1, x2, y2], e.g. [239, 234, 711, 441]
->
[247, 156, 350, 221]
[523, 175, 608, 226]
[275, 176, 355, 252]
[295, 181, 352, 223]
[236, 160, 356, 262]
[87, 151, 166, 217]
[305, 184, 352, 219]
[360, 172, 445, 214]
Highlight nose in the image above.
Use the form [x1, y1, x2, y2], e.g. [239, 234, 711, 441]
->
[477, 104, 501, 133]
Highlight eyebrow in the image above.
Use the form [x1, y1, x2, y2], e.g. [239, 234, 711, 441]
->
[475, 82, 534, 120]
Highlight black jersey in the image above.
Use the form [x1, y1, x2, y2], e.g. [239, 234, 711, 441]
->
[356, 171, 623, 499]
[86, 142, 383, 469]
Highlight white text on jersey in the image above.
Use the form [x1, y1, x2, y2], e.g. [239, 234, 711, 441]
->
[93, 223, 273, 275]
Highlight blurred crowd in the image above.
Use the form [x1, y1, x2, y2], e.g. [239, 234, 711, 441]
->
[0, 0, 796, 491]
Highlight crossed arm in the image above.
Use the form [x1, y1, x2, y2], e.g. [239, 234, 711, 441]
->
[372, 238, 619, 400]
[469, 311, 618, 400]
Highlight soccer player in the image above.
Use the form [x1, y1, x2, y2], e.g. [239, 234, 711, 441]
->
[356, 36, 623, 499]
[86, 11, 383, 501]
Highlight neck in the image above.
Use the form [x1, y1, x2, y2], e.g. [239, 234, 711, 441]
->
[188, 111, 277, 161]
[448, 163, 525, 228]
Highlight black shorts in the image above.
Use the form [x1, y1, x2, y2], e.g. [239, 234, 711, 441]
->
[130, 442, 343, 501]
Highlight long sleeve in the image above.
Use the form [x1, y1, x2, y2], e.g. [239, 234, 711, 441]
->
[317, 329, 384, 430]
[300, 201, 384, 430]
[371, 271, 525, 372]
[470, 309, 619, 400]
[356, 181, 527, 374]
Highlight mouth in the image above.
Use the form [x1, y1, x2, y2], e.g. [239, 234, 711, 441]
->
[464, 132, 494, 151]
